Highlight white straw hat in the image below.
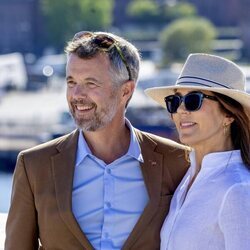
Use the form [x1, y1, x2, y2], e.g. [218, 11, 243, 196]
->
[145, 53, 250, 111]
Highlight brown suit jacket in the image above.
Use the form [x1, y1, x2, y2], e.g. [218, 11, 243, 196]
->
[5, 129, 189, 250]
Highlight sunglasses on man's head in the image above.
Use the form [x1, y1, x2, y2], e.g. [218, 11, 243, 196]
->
[73, 31, 132, 80]
[164, 91, 218, 114]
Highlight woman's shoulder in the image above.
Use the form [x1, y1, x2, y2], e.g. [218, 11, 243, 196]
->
[226, 159, 250, 184]
[219, 166, 250, 211]
[214, 159, 250, 204]
[218, 180, 250, 219]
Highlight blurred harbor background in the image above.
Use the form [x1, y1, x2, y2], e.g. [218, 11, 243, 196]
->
[1, 0, 250, 222]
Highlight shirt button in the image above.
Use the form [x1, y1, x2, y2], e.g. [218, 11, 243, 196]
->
[105, 202, 111, 208]
[104, 232, 109, 238]
[106, 169, 111, 174]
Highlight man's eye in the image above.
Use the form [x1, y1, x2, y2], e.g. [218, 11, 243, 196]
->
[67, 81, 75, 87]
[87, 82, 98, 88]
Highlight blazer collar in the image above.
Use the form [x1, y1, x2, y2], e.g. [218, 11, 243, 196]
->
[122, 129, 164, 249]
[51, 129, 94, 250]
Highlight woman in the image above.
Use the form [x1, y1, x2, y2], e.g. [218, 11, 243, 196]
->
[145, 53, 250, 250]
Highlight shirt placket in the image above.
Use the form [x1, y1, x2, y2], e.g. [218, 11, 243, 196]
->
[101, 165, 115, 249]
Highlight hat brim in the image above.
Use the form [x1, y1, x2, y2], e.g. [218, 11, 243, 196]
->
[145, 85, 250, 111]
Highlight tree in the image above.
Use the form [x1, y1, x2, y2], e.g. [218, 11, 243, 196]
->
[163, 2, 196, 21]
[127, 1, 196, 26]
[127, 0, 159, 24]
[160, 17, 217, 65]
[42, 0, 114, 50]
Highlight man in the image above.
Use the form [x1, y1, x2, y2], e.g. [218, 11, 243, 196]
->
[5, 31, 189, 250]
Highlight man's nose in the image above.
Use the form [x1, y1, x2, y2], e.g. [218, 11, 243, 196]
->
[72, 84, 88, 98]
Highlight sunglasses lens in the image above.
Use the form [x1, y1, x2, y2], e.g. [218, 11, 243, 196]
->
[165, 92, 203, 113]
[93, 35, 114, 49]
[185, 93, 202, 111]
[165, 95, 181, 113]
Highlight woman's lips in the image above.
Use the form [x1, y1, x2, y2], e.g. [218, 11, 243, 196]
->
[180, 122, 196, 129]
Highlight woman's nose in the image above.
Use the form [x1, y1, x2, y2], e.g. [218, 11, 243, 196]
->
[176, 101, 189, 114]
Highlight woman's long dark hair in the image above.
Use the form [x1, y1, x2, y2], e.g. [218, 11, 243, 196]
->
[214, 92, 250, 169]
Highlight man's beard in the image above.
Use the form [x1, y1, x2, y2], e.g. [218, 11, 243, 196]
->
[69, 89, 119, 132]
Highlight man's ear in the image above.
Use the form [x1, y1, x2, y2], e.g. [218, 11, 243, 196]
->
[122, 80, 135, 101]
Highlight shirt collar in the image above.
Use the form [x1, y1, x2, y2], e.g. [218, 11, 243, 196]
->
[75, 119, 143, 167]
[125, 119, 143, 163]
[189, 149, 242, 174]
[75, 130, 92, 167]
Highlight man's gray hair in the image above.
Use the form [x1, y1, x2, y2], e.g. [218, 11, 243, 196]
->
[65, 31, 141, 86]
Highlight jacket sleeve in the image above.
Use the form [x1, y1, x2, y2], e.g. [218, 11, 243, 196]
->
[5, 153, 39, 250]
[218, 183, 250, 250]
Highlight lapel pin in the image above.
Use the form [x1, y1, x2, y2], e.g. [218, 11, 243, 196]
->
[149, 160, 157, 166]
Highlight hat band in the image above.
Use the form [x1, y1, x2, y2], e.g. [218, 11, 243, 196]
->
[176, 76, 232, 89]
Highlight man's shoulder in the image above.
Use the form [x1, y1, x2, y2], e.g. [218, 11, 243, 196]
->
[134, 129, 189, 152]
[20, 129, 78, 157]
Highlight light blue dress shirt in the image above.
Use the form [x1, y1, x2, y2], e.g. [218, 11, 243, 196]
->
[72, 121, 149, 250]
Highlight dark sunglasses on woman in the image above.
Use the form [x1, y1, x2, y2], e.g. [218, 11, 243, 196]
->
[164, 91, 218, 114]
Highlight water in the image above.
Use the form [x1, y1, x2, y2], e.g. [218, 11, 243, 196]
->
[0, 172, 12, 213]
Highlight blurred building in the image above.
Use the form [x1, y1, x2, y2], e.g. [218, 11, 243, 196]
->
[113, 0, 131, 27]
[187, 0, 250, 59]
[1, 0, 250, 60]
[0, 0, 44, 55]
[187, 0, 241, 26]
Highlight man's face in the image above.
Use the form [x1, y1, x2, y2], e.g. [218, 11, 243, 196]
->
[66, 53, 123, 131]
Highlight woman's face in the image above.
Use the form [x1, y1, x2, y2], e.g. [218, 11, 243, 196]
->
[171, 88, 234, 151]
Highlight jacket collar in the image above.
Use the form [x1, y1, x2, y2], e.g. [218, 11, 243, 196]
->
[122, 129, 164, 249]
[52, 129, 94, 249]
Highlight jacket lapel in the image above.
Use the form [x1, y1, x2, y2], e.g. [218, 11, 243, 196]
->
[123, 130, 163, 249]
[51, 129, 94, 250]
